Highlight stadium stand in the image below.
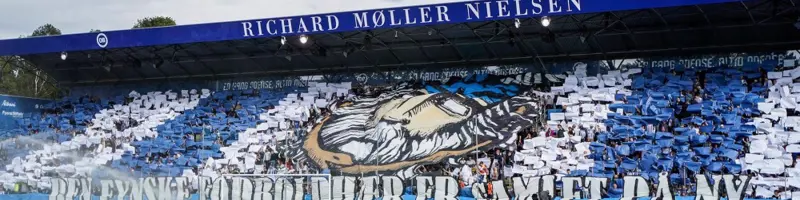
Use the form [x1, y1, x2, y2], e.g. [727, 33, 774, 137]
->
[3, 62, 800, 198]
[0, 73, 547, 187]
[1, 90, 209, 187]
[539, 63, 800, 198]
[0, 0, 797, 198]
[4, 61, 800, 199]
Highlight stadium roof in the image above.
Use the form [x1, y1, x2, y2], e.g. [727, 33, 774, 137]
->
[0, 0, 797, 86]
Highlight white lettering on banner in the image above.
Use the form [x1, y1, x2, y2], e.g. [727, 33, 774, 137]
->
[255, 178, 275, 200]
[48, 175, 755, 200]
[404, 8, 417, 25]
[513, 176, 551, 200]
[359, 177, 380, 200]
[373, 11, 387, 27]
[491, 180, 510, 200]
[219, 66, 526, 90]
[695, 174, 722, 200]
[549, 0, 562, 13]
[382, 176, 404, 200]
[436, 6, 450, 22]
[642, 53, 788, 69]
[256, 21, 264, 36]
[221, 79, 304, 91]
[419, 7, 433, 23]
[2, 110, 23, 118]
[585, 177, 608, 200]
[215, 52, 790, 90]
[513, 0, 529, 16]
[266, 20, 278, 35]
[414, 176, 434, 200]
[241, 0, 584, 37]
[434, 177, 459, 200]
[353, 12, 370, 28]
[721, 174, 751, 200]
[280, 19, 294, 34]
[483, 1, 494, 18]
[465, 3, 481, 20]
[327, 15, 340, 30]
[653, 173, 674, 200]
[297, 18, 310, 33]
[311, 16, 324, 32]
[331, 176, 356, 200]
[567, 0, 581, 11]
[496, 0, 511, 17]
[389, 10, 403, 25]
[620, 176, 650, 200]
[531, 0, 545, 14]
[351, 5, 459, 29]
[560, 177, 582, 200]
[241, 22, 254, 37]
[2, 100, 16, 107]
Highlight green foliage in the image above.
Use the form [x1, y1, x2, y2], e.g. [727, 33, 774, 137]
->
[0, 57, 61, 99]
[0, 23, 64, 99]
[31, 24, 61, 37]
[133, 16, 176, 29]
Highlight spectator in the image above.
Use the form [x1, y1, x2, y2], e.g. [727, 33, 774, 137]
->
[478, 162, 488, 183]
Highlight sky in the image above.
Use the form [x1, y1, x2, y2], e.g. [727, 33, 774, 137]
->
[0, 0, 464, 39]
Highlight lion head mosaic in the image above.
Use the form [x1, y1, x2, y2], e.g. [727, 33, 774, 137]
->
[290, 75, 542, 178]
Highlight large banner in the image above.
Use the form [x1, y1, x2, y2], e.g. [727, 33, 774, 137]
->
[3, 51, 797, 200]
[214, 51, 797, 91]
[288, 90, 539, 177]
[0, 95, 51, 132]
[41, 174, 758, 200]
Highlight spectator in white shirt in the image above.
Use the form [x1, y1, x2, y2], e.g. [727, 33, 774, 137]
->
[460, 164, 474, 186]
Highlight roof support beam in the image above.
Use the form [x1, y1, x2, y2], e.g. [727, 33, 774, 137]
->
[95, 49, 122, 82]
[120, 48, 150, 81]
[495, 20, 544, 74]
[692, 6, 713, 26]
[172, 44, 214, 77]
[363, 29, 406, 66]
[327, 32, 379, 67]
[154, 46, 193, 79]
[428, 25, 467, 61]
[54, 19, 797, 73]
[464, 22, 499, 60]
[61, 38, 800, 85]
[245, 38, 293, 73]
[388, 28, 435, 64]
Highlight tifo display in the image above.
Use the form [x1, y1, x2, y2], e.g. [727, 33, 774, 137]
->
[3, 62, 800, 200]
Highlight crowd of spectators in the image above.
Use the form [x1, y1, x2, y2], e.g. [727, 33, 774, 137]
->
[1, 65, 798, 199]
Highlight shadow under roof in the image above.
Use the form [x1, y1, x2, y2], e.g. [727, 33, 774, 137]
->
[0, 0, 797, 86]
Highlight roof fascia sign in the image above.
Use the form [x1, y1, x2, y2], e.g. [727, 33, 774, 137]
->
[0, 0, 745, 56]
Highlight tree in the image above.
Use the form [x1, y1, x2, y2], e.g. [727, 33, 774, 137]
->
[0, 24, 65, 99]
[0, 56, 61, 99]
[133, 16, 176, 29]
[31, 24, 61, 37]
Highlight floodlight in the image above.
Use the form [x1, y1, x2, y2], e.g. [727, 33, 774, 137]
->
[60, 52, 68, 60]
[299, 35, 309, 44]
[541, 16, 551, 27]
